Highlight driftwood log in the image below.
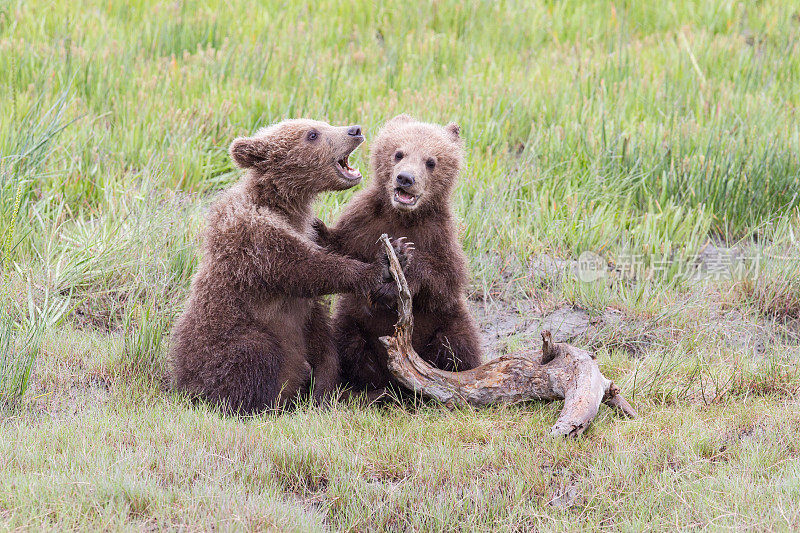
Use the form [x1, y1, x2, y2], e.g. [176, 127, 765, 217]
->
[377, 234, 637, 437]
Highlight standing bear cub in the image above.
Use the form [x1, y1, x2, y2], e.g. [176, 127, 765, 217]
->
[319, 114, 483, 393]
[170, 119, 395, 414]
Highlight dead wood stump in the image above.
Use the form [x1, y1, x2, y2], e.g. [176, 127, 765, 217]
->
[377, 234, 638, 437]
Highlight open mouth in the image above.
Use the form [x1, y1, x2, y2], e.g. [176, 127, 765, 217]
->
[393, 188, 419, 207]
[335, 153, 362, 182]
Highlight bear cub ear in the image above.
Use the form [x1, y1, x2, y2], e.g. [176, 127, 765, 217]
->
[229, 137, 269, 169]
[445, 122, 461, 142]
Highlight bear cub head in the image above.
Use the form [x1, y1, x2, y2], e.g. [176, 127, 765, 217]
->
[370, 114, 463, 214]
[229, 119, 365, 192]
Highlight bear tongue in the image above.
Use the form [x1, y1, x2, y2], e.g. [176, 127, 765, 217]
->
[396, 190, 416, 203]
[336, 155, 362, 180]
[344, 166, 361, 179]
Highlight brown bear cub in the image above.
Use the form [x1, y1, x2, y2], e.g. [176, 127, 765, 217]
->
[318, 114, 483, 393]
[170, 119, 398, 414]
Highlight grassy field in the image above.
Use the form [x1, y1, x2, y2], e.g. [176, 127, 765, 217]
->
[2, 0, 800, 530]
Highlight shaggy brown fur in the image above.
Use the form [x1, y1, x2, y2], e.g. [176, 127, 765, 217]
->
[319, 114, 483, 392]
[169, 119, 391, 414]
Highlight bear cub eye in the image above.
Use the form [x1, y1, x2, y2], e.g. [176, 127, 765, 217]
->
[307, 130, 319, 141]
[426, 158, 436, 170]
[394, 151, 404, 161]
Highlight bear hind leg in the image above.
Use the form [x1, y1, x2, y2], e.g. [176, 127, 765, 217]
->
[420, 312, 483, 372]
[303, 301, 340, 404]
[201, 330, 310, 415]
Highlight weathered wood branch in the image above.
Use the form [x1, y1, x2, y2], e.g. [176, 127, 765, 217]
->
[377, 234, 637, 437]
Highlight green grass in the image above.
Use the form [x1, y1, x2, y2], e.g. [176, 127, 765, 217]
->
[2, 0, 800, 530]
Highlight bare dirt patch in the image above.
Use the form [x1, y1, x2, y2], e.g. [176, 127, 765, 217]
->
[472, 296, 798, 361]
[470, 252, 800, 361]
[470, 299, 539, 359]
[470, 298, 654, 359]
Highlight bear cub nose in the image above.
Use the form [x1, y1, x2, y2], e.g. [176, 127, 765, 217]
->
[396, 172, 415, 188]
[347, 125, 362, 137]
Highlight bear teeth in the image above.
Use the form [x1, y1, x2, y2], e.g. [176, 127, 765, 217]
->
[394, 189, 417, 205]
[338, 154, 353, 170]
[336, 155, 361, 181]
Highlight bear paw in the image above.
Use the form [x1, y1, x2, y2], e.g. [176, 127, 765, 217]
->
[380, 236, 413, 283]
[368, 281, 400, 311]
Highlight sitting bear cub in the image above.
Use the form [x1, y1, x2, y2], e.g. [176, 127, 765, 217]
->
[319, 114, 483, 393]
[170, 119, 397, 413]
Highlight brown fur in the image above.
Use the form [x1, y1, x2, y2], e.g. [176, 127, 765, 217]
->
[320, 114, 483, 392]
[169, 119, 386, 414]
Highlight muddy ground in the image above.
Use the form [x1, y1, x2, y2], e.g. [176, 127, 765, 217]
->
[470, 250, 800, 361]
